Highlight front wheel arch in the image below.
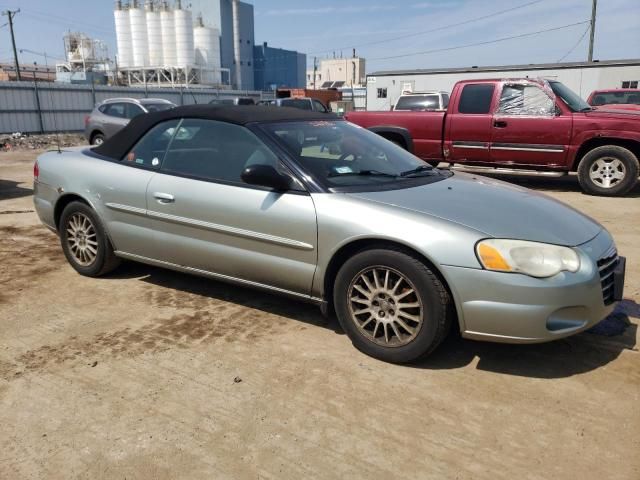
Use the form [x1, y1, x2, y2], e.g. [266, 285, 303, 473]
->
[321, 238, 461, 331]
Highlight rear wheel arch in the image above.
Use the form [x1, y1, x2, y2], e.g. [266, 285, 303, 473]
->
[367, 126, 414, 153]
[54, 194, 90, 231]
[321, 238, 461, 331]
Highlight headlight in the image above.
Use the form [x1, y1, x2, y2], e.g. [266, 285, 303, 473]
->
[476, 239, 580, 278]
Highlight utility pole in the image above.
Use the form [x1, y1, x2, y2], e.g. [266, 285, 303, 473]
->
[588, 0, 597, 62]
[313, 56, 317, 90]
[2, 9, 21, 81]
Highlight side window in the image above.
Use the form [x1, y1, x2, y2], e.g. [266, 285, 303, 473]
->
[161, 119, 301, 189]
[104, 103, 127, 118]
[498, 84, 555, 116]
[441, 93, 450, 109]
[313, 100, 328, 112]
[126, 103, 145, 119]
[458, 84, 495, 114]
[123, 119, 180, 168]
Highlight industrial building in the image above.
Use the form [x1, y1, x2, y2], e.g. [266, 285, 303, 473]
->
[191, 0, 254, 90]
[365, 59, 640, 111]
[307, 55, 366, 89]
[114, 0, 227, 87]
[253, 42, 306, 91]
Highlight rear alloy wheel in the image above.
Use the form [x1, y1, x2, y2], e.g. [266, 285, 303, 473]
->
[334, 248, 452, 363]
[60, 201, 120, 277]
[577, 145, 639, 196]
[91, 132, 105, 146]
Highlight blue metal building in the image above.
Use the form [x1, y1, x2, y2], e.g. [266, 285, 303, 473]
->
[253, 42, 306, 91]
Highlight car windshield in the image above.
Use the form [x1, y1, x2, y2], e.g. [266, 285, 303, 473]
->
[143, 103, 175, 113]
[261, 121, 448, 189]
[548, 81, 591, 112]
[280, 99, 313, 110]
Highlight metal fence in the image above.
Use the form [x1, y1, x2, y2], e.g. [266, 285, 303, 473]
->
[0, 81, 272, 134]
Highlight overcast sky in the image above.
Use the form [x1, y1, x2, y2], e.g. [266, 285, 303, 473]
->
[1, 0, 639, 73]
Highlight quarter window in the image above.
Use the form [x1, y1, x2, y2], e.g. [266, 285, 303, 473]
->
[458, 84, 494, 114]
[122, 119, 180, 168]
[160, 119, 295, 187]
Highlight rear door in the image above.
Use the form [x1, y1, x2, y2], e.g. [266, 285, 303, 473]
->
[95, 119, 178, 258]
[145, 118, 318, 297]
[444, 83, 496, 163]
[490, 82, 571, 167]
[101, 102, 131, 137]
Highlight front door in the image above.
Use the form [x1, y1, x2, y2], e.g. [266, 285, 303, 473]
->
[490, 82, 572, 167]
[444, 82, 497, 164]
[145, 118, 318, 297]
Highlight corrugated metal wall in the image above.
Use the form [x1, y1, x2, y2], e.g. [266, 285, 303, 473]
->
[0, 81, 269, 134]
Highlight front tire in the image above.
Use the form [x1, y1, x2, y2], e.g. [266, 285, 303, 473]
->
[60, 201, 120, 277]
[577, 145, 639, 196]
[334, 248, 452, 363]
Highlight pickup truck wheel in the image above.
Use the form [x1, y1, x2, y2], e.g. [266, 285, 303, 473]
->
[577, 145, 639, 196]
[334, 248, 451, 363]
[60, 201, 120, 277]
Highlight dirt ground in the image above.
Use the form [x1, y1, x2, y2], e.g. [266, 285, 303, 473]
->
[1, 149, 638, 480]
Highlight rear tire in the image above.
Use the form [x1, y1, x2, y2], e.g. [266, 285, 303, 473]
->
[577, 145, 639, 196]
[90, 132, 105, 146]
[333, 248, 452, 363]
[60, 201, 120, 277]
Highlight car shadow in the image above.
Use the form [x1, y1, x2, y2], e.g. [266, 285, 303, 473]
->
[0, 179, 33, 201]
[106, 261, 637, 379]
[416, 299, 638, 378]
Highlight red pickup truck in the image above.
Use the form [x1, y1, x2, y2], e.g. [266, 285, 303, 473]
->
[345, 78, 640, 196]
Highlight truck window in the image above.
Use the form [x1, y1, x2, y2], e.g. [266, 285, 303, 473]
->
[498, 84, 555, 116]
[395, 95, 440, 111]
[458, 84, 495, 114]
[441, 93, 450, 109]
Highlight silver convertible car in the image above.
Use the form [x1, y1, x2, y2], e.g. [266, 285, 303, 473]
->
[33, 106, 625, 363]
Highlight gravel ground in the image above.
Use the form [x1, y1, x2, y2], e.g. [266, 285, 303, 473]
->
[1, 149, 638, 480]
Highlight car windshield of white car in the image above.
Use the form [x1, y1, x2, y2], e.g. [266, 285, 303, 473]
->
[261, 121, 449, 189]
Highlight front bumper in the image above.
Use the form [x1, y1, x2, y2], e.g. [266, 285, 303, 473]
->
[442, 230, 621, 343]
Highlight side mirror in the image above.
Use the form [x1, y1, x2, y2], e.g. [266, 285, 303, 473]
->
[241, 164, 292, 191]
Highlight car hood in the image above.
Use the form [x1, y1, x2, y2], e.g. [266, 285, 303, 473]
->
[347, 173, 602, 246]
[586, 107, 640, 118]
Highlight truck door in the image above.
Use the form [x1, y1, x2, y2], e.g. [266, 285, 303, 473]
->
[490, 82, 572, 167]
[444, 83, 496, 164]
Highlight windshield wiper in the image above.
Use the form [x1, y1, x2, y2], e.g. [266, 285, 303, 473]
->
[328, 169, 397, 178]
[400, 165, 437, 177]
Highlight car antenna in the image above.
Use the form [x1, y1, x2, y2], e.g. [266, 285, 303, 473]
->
[185, 84, 198, 104]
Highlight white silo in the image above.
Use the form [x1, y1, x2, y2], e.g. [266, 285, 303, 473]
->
[194, 17, 221, 84]
[129, 0, 149, 67]
[160, 2, 177, 66]
[145, 1, 163, 66]
[174, 0, 195, 67]
[114, 1, 133, 68]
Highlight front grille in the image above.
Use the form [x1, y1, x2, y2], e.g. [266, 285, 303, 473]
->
[597, 248, 618, 306]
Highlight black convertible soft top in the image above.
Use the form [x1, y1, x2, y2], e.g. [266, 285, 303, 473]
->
[92, 105, 335, 160]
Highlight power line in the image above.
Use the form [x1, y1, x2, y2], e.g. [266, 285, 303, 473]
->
[306, 0, 545, 55]
[557, 24, 591, 62]
[368, 20, 590, 61]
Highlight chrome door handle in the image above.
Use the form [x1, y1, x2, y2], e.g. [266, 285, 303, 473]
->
[153, 192, 175, 204]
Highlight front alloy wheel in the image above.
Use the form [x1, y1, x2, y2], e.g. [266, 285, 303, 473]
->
[334, 248, 452, 363]
[348, 266, 423, 347]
